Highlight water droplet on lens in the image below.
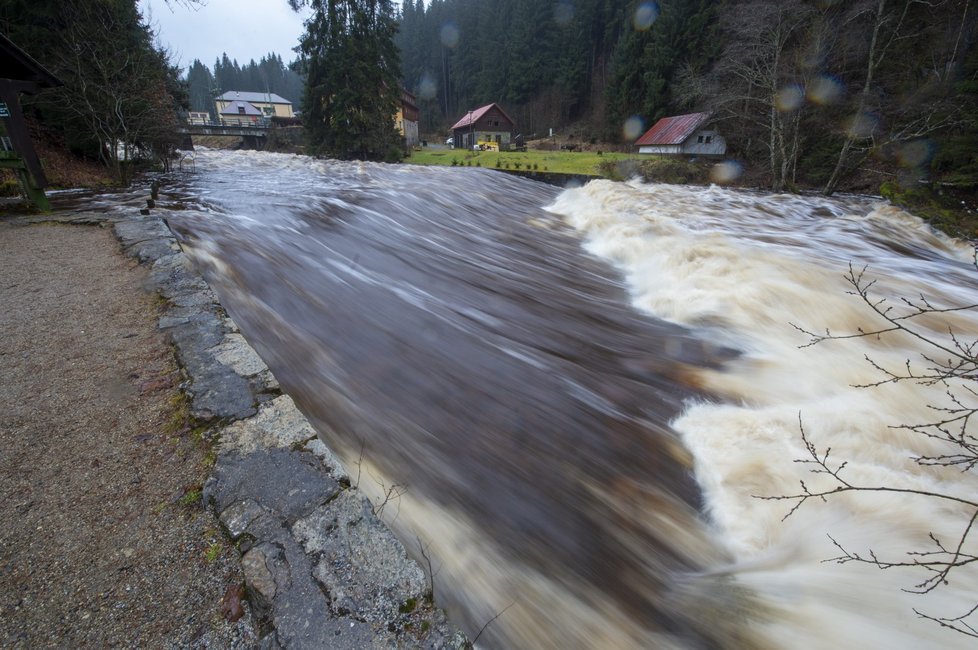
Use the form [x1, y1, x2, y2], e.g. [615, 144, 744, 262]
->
[846, 112, 878, 138]
[623, 116, 645, 141]
[710, 161, 743, 184]
[440, 23, 460, 49]
[775, 84, 804, 112]
[633, 2, 659, 30]
[418, 72, 437, 100]
[554, 2, 574, 26]
[897, 139, 933, 168]
[807, 75, 843, 105]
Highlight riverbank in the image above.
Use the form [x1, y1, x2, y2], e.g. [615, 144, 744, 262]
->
[404, 148, 978, 239]
[0, 218, 253, 647]
[0, 201, 467, 648]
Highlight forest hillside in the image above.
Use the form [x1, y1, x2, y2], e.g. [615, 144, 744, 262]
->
[396, 0, 977, 194]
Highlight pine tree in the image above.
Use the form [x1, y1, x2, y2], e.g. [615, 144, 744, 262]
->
[296, 0, 403, 161]
[187, 59, 216, 116]
[605, 0, 720, 140]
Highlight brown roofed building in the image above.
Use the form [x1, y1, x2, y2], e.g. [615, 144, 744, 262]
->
[451, 103, 514, 151]
[634, 112, 726, 156]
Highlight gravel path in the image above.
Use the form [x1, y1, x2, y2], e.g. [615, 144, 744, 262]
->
[0, 221, 251, 647]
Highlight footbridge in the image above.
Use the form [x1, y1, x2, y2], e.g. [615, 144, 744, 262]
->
[176, 121, 269, 150]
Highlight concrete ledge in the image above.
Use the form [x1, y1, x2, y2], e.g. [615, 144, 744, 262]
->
[109, 212, 467, 649]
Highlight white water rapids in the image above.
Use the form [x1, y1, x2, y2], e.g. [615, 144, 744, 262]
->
[550, 180, 978, 648]
[139, 149, 977, 648]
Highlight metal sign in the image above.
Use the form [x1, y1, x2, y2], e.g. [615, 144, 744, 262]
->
[0, 103, 9, 118]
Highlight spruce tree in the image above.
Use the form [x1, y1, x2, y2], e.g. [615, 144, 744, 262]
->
[605, 0, 720, 139]
[295, 0, 403, 161]
[187, 59, 216, 117]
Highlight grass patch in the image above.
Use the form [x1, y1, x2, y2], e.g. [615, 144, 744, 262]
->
[880, 181, 978, 239]
[165, 391, 192, 435]
[205, 541, 222, 563]
[202, 447, 218, 470]
[406, 148, 650, 177]
[178, 485, 203, 507]
[399, 597, 418, 614]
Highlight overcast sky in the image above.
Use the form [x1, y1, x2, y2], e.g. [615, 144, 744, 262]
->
[139, 0, 312, 71]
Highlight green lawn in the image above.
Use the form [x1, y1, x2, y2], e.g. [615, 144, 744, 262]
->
[404, 147, 647, 177]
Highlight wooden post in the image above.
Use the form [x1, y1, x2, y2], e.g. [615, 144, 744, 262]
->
[0, 78, 50, 191]
[0, 33, 63, 211]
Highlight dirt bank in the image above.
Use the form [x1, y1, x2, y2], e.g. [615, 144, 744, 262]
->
[0, 221, 252, 647]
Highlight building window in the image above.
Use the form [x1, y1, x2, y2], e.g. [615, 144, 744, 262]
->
[705, 135, 713, 144]
[238, 106, 245, 114]
[697, 135, 704, 143]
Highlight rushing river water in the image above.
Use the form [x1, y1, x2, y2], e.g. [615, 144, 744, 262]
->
[73, 150, 978, 647]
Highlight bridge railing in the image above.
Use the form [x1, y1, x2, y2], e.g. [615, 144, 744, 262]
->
[184, 116, 274, 127]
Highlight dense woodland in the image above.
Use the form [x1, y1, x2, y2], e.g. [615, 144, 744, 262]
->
[397, 0, 978, 193]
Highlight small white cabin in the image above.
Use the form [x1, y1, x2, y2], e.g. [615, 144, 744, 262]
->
[635, 112, 727, 157]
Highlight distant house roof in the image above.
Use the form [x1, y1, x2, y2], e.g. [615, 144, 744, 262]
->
[219, 100, 262, 116]
[217, 90, 291, 105]
[0, 33, 61, 89]
[635, 112, 712, 146]
[450, 103, 514, 130]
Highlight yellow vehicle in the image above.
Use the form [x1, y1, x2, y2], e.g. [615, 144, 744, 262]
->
[477, 140, 499, 152]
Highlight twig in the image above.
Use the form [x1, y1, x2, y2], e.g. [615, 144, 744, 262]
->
[416, 535, 438, 603]
[470, 601, 517, 647]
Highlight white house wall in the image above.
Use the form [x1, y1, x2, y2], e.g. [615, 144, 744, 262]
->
[214, 100, 294, 119]
[638, 129, 727, 156]
[680, 130, 727, 156]
[638, 145, 681, 155]
[403, 120, 419, 147]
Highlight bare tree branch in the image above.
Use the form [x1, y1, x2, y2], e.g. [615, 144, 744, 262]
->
[769, 257, 978, 636]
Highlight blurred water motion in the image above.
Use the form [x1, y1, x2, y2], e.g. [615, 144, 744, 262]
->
[161, 152, 755, 647]
[108, 150, 976, 648]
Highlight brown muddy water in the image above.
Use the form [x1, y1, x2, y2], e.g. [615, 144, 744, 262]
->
[60, 149, 978, 648]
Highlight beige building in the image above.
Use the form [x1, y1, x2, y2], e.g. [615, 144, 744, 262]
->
[396, 90, 420, 147]
[215, 91, 294, 119]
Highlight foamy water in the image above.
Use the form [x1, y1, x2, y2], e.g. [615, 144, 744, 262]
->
[549, 179, 978, 647]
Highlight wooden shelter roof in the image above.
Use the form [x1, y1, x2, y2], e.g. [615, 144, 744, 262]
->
[0, 33, 61, 89]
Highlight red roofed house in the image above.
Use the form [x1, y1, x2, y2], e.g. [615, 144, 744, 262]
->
[635, 112, 726, 156]
[451, 103, 514, 151]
